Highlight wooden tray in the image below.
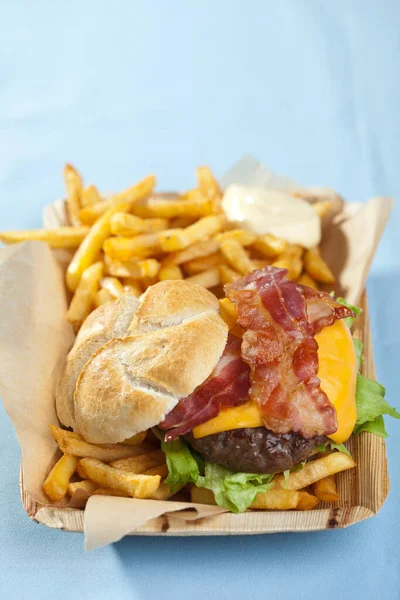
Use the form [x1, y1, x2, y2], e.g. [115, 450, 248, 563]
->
[20, 291, 390, 535]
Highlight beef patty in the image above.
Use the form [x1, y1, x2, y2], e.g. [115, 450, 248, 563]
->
[185, 427, 327, 474]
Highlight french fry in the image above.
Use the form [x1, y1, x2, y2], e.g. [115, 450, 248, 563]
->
[94, 288, 113, 307]
[312, 200, 332, 218]
[273, 453, 356, 491]
[218, 264, 240, 284]
[313, 475, 340, 502]
[158, 216, 225, 252]
[67, 480, 97, 496]
[219, 298, 238, 330]
[123, 432, 147, 445]
[215, 229, 257, 246]
[296, 491, 320, 510]
[49, 425, 151, 462]
[66, 201, 130, 291]
[66, 261, 104, 330]
[183, 252, 224, 275]
[133, 191, 210, 219]
[78, 458, 161, 498]
[297, 272, 318, 289]
[251, 489, 301, 510]
[272, 253, 303, 280]
[185, 268, 221, 289]
[170, 215, 198, 228]
[110, 213, 168, 236]
[150, 482, 176, 500]
[251, 259, 271, 269]
[196, 166, 222, 212]
[252, 234, 287, 258]
[64, 164, 83, 226]
[78, 174, 156, 225]
[100, 276, 124, 298]
[103, 233, 161, 261]
[141, 276, 158, 290]
[121, 278, 142, 297]
[42, 454, 78, 501]
[81, 185, 102, 208]
[304, 248, 336, 283]
[171, 239, 220, 265]
[145, 464, 169, 478]
[220, 238, 256, 275]
[158, 263, 183, 281]
[110, 450, 166, 473]
[0, 226, 90, 248]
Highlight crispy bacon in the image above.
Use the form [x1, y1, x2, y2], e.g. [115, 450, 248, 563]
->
[226, 267, 353, 439]
[160, 334, 250, 441]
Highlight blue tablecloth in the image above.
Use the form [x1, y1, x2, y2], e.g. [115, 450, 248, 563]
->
[1, 2, 399, 598]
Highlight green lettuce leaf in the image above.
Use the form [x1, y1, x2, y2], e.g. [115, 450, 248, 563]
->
[354, 374, 400, 438]
[160, 436, 200, 492]
[337, 297, 363, 328]
[196, 463, 273, 513]
[353, 338, 363, 370]
[328, 441, 352, 457]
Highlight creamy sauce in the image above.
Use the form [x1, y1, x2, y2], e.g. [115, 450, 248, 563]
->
[222, 185, 321, 248]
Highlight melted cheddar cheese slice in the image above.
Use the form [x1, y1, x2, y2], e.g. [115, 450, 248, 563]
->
[192, 319, 357, 443]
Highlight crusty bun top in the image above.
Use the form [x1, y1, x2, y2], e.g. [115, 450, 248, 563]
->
[56, 280, 228, 443]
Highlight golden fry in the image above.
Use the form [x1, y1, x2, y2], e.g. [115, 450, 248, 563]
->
[297, 272, 318, 289]
[78, 175, 156, 225]
[252, 234, 287, 258]
[272, 254, 303, 280]
[93, 487, 129, 497]
[296, 491, 320, 510]
[81, 185, 102, 208]
[196, 166, 222, 212]
[100, 276, 124, 298]
[103, 233, 160, 261]
[145, 464, 169, 478]
[49, 425, 150, 462]
[273, 453, 356, 491]
[158, 216, 225, 252]
[215, 229, 257, 246]
[123, 432, 147, 445]
[121, 278, 142, 297]
[64, 164, 83, 226]
[150, 482, 177, 500]
[251, 259, 271, 269]
[67, 201, 130, 292]
[94, 288, 113, 307]
[0, 226, 90, 248]
[110, 213, 168, 236]
[110, 450, 166, 473]
[219, 298, 238, 330]
[185, 268, 221, 289]
[158, 263, 183, 281]
[304, 248, 336, 283]
[133, 191, 210, 219]
[66, 262, 104, 330]
[251, 489, 301, 510]
[220, 238, 256, 275]
[313, 475, 340, 502]
[190, 487, 216, 505]
[171, 239, 220, 265]
[42, 454, 78, 501]
[78, 457, 161, 498]
[183, 252, 224, 275]
[218, 264, 240, 284]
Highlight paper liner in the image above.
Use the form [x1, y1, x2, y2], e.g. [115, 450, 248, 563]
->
[0, 157, 393, 549]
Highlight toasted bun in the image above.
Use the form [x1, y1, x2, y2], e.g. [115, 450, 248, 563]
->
[56, 280, 228, 443]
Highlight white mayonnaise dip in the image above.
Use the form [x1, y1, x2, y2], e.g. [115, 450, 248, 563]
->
[222, 185, 321, 249]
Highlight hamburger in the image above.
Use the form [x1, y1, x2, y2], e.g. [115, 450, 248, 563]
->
[55, 267, 376, 510]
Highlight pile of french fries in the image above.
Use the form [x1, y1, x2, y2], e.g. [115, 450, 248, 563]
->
[0, 162, 353, 510]
[43, 424, 355, 510]
[0, 164, 336, 332]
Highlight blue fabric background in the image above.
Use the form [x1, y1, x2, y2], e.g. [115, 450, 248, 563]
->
[0, 1, 399, 598]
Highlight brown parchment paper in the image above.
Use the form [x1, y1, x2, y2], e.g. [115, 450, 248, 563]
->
[0, 158, 393, 550]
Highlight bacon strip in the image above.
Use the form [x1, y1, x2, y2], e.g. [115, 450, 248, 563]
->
[226, 267, 353, 439]
[160, 334, 250, 441]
